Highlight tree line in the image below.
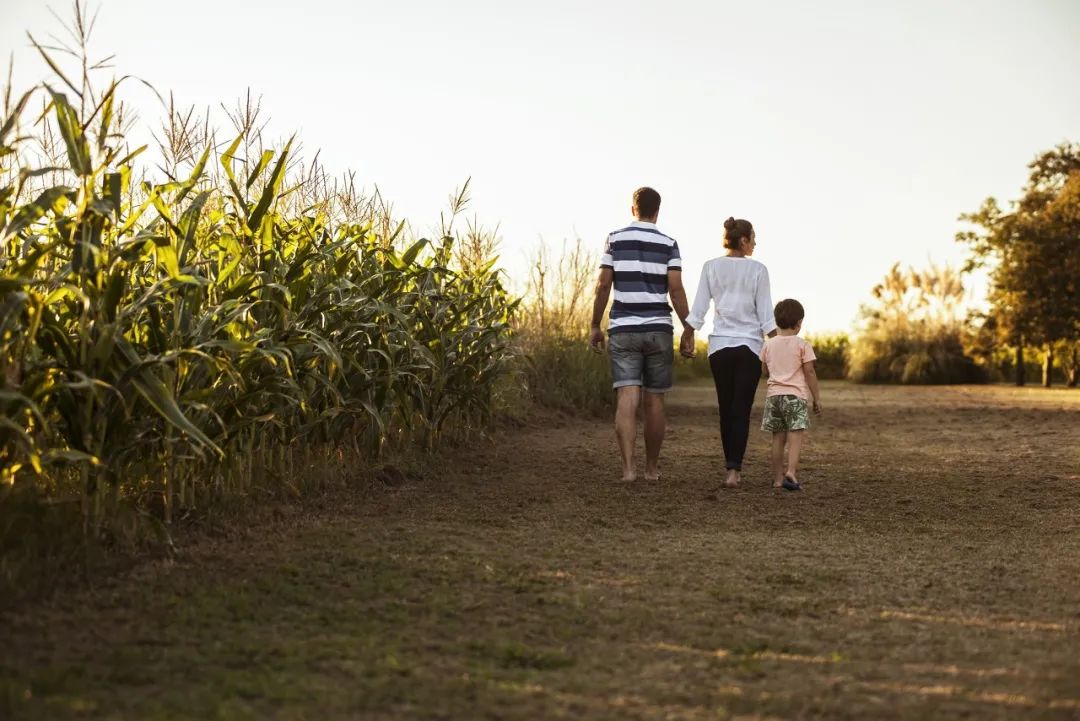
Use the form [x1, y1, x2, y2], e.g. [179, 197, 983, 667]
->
[958, 142, 1080, 386]
[847, 142, 1079, 386]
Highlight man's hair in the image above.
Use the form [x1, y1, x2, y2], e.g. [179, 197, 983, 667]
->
[632, 187, 661, 218]
[774, 298, 805, 330]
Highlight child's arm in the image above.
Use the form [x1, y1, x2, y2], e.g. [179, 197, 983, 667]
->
[803, 360, 822, 414]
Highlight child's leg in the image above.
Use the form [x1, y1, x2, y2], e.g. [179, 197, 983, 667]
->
[786, 430, 805, 481]
[771, 431, 787, 487]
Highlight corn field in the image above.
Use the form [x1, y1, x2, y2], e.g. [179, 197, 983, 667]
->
[0, 28, 518, 569]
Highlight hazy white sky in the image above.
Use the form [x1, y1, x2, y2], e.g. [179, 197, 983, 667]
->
[3, 0, 1079, 332]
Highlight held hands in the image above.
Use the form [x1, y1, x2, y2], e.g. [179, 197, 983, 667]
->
[679, 328, 695, 358]
[589, 326, 605, 353]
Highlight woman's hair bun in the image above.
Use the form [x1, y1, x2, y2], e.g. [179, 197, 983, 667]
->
[722, 216, 753, 249]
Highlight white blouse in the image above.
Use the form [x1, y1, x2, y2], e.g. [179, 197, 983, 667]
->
[686, 256, 778, 358]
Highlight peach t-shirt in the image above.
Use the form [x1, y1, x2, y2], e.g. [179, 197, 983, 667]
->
[762, 335, 817, 400]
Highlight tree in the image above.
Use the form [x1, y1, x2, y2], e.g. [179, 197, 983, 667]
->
[957, 142, 1080, 386]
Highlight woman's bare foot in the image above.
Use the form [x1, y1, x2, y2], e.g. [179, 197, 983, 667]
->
[773, 475, 785, 488]
[723, 469, 740, 487]
[621, 468, 637, 482]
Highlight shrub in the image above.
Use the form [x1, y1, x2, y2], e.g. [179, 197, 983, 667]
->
[848, 263, 987, 384]
[848, 325, 987, 384]
[805, 333, 849, 380]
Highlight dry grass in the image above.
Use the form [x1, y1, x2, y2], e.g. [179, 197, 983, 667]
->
[2, 381, 1079, 720]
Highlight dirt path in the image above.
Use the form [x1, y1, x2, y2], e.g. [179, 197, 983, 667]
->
[3, 381, 1080, 720]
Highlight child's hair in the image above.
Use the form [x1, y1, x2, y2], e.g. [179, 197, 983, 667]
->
[723, 217, 753, 249]
[774, 298, 805, 330]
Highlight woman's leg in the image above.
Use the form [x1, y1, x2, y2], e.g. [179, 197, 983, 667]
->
[726, 346, 763, 472]
[709, 348, 736, 470]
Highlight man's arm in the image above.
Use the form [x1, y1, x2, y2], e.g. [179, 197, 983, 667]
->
[668, 269, 695, 357]
[668, 269, 692, 329]
[589, 267, 614, 352]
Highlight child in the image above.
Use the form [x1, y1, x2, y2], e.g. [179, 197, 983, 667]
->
[760, 299, 822, 491]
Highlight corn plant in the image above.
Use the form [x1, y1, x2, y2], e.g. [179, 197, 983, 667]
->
[0, 7, 518, 566]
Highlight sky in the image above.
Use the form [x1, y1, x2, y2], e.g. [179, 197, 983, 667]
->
[3, 0, 1079, 334]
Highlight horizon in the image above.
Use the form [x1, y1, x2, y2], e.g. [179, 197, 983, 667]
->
[3, 0, 1079, 334]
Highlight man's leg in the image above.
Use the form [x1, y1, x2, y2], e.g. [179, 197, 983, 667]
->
[786, 430, 805, 482]
[615, 386, 641, 481]
[639, 332, 673, 482]
[771, 431, 787, 488]
[642, 391, 665, 480]
[609, 333, 644, 481]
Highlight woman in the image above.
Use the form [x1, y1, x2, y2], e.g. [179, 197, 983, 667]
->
[686, 217, 777, 487]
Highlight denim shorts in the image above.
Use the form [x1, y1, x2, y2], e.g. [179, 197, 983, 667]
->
[761, 394, 810, 432]
[608, 330, 674, 393]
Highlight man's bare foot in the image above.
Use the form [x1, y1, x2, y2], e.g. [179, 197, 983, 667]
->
[723, 469, 740, 488]
[644, 467, 660, 482]
[773, 476, 785, 488]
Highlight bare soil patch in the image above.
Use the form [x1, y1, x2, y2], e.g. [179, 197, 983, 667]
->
[3, 381, 1079, 720]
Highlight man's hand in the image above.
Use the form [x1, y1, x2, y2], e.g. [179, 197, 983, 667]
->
[590, 268, 613, 353]
[589, 326, 605, 353]
[679, 328, 695, 358]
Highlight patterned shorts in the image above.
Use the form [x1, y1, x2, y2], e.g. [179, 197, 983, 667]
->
[761, 394, 810, 432]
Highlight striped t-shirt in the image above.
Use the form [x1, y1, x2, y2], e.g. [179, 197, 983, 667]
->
[600, 220, 682, 334]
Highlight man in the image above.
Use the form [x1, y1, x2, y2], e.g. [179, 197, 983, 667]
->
[590, 187, 694, 482]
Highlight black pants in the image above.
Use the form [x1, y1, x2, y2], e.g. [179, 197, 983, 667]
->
[709, 345, 762, 471]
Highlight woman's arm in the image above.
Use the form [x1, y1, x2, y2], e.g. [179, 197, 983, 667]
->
[756, 265, 778, 337]
[686, 262, 712, 331]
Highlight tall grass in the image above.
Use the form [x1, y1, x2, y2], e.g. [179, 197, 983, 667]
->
[0, 6, 517, 588]
[672, 339, 713, 384]
[516, 238, 611, 414]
